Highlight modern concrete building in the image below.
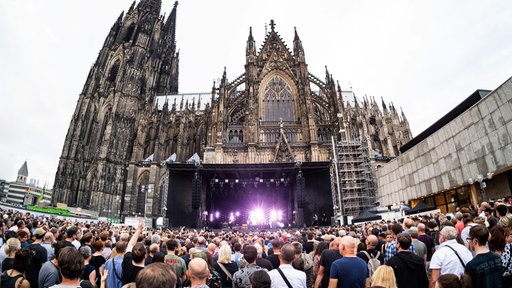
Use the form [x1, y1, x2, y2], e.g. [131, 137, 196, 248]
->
[377, 76, 512, 213]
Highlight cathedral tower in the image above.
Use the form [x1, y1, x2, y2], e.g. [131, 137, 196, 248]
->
[53, 0, 179, 219]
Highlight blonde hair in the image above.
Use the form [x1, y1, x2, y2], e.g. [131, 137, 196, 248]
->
[217, 244, 233, 264]
[371, 265, 397, 288]
[4, 238, 21, 255]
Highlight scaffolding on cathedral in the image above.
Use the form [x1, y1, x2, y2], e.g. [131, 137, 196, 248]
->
[331, 137, 377, 225]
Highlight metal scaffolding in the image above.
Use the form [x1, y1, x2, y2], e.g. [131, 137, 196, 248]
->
[331, 137, 377, 224]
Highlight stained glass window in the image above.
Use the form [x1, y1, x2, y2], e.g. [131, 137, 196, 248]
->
[263, 76, 294, 121]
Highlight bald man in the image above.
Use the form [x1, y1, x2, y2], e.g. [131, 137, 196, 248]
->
[328, 236, 368, 288]
[268, 244, 306, 288]
[196, 236, 208, 252]
[187, 258, 210, 288]
[314, 237, 342, 288]
[356, 235, 384, 265]
[144, 243, 160, 266]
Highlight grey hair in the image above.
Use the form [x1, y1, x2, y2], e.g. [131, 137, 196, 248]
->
[440, 226, 458, 240]
[151, 234, 161, 244]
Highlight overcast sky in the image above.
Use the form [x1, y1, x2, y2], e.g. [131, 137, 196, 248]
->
[1, 0, 511, 188]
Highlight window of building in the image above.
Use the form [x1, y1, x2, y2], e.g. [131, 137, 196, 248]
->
[263, 76, 294, 121]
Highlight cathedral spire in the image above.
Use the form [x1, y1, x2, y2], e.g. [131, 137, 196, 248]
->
[103, 11, 124, 47]
[401, 107, 408, 122]
[325, 66, 330, 84]
[293, 27, 305, 62]
[163, 1, 178, 51]
[337, 80, 345, 111]
[221, 67, 227, 86]
[246, 27, 257, 64]
[353, 93, 359, 108]
[381, 97, 388, 111]
[128, 1, 136, 13]
[136, 0, 161, 14]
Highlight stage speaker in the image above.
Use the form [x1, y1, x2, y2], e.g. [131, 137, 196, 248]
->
[296, 171, 306, 208]
[192, 174, 200, 210]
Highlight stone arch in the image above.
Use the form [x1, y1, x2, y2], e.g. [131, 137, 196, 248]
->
[135, 171, 150, 215]
[107, 59, 121, 83]
[258, 71, 299, 122]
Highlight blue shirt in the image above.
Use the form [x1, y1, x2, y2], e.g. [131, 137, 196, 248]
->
[330, 257, 368, 288]
[104, 256, 123, 288]
[384, 238, 415, 262]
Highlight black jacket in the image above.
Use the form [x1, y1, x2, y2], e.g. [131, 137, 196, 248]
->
[386, 251, 428, 288]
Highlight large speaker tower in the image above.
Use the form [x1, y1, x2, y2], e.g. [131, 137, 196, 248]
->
[192, 173, 201, 210]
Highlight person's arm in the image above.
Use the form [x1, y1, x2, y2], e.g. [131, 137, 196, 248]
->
[100, 269, 109, 288]
[314, 265, 325, 288]
[20, 278, 30, 288]
[99, 264, 105, 279]
[126, 222, 143, 252]
[327, 278, 338, 288]
[430, 268, 440, 288]
[180, 260, 187, 284]
[89, 270, 97, 288]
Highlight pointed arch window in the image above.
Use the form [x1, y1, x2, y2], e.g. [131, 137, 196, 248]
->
[123, 23, 136, 42]
[263, 76, 294, 122]
[107, 61, 120, 83]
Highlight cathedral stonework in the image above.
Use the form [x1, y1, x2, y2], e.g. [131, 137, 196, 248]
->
[53, 1, 412, 224]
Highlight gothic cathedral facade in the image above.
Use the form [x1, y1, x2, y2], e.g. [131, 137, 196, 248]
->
[53, 0, 412, 222]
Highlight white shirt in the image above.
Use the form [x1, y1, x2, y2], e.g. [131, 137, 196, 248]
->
[268, 264, 306, 288]
[430, 239, 473, 276]
[72, 239, 81, 250]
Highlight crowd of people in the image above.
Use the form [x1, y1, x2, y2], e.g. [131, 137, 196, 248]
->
[1, 199, 512, 288]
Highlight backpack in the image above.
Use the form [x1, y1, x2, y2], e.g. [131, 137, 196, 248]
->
[362, 251, 381, 277]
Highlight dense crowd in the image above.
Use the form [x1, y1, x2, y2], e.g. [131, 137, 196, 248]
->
[1, 198, 512, 288]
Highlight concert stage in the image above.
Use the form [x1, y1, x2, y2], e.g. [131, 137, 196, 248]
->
[165, 162, 333, 228]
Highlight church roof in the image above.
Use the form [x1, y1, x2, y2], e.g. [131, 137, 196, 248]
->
[18, 161, 28, 176]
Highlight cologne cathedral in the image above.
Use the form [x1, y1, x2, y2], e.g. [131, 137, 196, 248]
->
[53, 0, 412, 227]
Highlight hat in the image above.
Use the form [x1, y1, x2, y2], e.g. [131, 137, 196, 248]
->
[34, 228, 46, 237]
[338, 230, 347, 237]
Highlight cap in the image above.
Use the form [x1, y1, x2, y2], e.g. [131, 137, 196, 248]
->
[34, 228, 46, 237]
